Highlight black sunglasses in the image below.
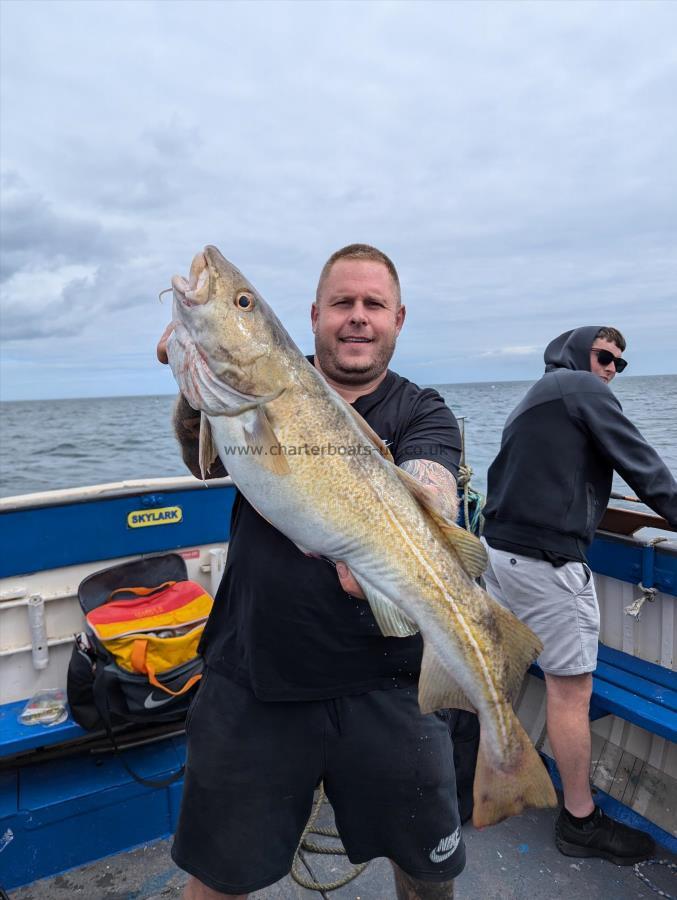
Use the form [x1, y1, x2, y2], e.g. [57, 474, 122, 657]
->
[591, 348, 628, 372]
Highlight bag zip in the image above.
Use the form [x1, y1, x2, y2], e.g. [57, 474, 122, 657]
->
[89, 617, 208, 641]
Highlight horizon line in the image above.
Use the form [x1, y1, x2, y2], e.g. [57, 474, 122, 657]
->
[1, 371, 676, 404]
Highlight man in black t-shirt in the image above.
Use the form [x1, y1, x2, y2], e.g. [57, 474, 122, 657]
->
[158, 244, 464, 900]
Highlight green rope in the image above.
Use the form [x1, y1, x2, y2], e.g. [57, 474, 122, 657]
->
[291, 784, 369, 892]
[457, 462, 485, 536]
[455, 418, 485, 537]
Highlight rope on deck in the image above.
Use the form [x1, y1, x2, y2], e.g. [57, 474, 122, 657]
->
[633, 859, 676, 899]
[291, 783, 369, 892]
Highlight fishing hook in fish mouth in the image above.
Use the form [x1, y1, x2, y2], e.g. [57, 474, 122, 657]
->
[158, 288, 173, 303]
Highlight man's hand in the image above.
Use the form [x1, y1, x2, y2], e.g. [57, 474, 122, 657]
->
[157, 321, 224, 479]
[157, 322, 175, 365]
[336, 561, 366, 600]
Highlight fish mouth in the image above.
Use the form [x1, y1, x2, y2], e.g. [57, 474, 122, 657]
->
[171, 250, 210, 307]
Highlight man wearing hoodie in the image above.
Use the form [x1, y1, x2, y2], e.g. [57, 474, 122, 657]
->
[482, 325, 677, 865]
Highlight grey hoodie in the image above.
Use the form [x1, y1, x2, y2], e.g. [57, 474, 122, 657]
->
[483, 327, 677, 560]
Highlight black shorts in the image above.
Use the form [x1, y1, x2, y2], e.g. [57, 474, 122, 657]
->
[171, 668, 465, 895]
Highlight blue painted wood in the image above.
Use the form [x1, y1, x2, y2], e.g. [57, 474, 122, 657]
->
[0, 483, 236, 578]
[590, 679, 677, 742]
[19, 738, 184, 813]
[597, 643, 677, 695]
[0, 770, 17, 818]
[588, 535, 677, 597]
[593, 662, 677, 711]
[0, 736, 187, 890]
[588, 539, 642, 585]
[641, 542, 655, 588]
[0, 700, 88, 756]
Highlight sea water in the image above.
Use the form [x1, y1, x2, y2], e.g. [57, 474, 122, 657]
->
[1, 375, 675, 502]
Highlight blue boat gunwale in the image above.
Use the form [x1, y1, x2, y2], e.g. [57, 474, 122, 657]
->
[1, 476, 677, 595]
[589, 527, 677, 598]
[0, 478, 237, 579]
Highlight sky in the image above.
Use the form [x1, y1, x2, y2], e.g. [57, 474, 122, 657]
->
[1, 0, 676, 401]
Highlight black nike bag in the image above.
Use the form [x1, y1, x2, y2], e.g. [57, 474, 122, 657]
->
[66, 553, 208, 787]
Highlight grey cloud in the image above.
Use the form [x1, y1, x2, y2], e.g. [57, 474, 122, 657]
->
[1, 263, 148, 342]
[144, 117, 203, 160]
[0, 176, 142, 282]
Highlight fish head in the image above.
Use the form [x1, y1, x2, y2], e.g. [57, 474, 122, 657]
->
[167, 246, 297, 414]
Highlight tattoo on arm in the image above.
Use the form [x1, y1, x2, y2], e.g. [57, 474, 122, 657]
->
[392, 862, 454, 899]
[399, 459, 458, 522]
[173, 394, 227, 480]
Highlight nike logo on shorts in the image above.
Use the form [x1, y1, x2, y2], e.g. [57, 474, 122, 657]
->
[429, 826, 461, 863]
[143, 692, 174, 709]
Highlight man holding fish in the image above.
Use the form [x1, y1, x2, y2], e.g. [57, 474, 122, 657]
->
[158, 244, 556, 899]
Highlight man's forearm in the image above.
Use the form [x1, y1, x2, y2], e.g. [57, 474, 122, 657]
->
[173, 394, 227, 479]
[399, 459, 459, 522]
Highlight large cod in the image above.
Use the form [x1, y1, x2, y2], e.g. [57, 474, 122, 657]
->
[166, 245, 557, 828]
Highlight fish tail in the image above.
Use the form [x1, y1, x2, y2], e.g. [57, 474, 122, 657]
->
[472, 713, 557, 828]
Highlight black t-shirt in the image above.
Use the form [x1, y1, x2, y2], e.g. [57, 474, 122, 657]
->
[201, 366, 462, 701]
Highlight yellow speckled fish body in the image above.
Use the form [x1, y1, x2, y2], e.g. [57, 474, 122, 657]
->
[166, 246, 557, 827]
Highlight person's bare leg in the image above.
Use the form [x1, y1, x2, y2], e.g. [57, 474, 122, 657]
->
[182, 875, 247, 900]
[391, 862, 454, 899]
[545, 672, 594, 816]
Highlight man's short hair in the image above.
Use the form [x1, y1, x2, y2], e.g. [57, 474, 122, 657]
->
[315, 244, 401, 305]
[595, 327, 626, 352]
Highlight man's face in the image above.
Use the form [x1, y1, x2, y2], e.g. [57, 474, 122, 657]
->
[590, 338, 624, 384]
[311, 259, 405, 386]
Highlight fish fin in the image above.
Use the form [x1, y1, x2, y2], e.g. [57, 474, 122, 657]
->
[198, 415, 219, 480]
[418, 641, 476, 713]
[344, 402, 394, 462]
[243, 409, 291, 476]
[394, 467, 488, 578]
[487, 597, 543, 701]
[361, 582, 419, 637]
[472, 712, 557, 828]
[439, 522, 488, 579]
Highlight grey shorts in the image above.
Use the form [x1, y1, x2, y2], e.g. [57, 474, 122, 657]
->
[171, 669, 465, 895]
[481, 539, 600, 676]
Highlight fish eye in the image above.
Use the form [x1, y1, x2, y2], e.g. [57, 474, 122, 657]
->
[235, 293, 254, 311]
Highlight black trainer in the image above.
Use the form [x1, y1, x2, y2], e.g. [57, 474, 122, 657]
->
[555, 807, 655, 865]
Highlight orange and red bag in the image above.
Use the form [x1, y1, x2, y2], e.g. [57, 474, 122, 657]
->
[86, 580, 212, 697]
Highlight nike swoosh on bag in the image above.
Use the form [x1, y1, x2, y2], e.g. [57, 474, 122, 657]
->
[143, 692, 175, 709]
[429, 826, 461, 863]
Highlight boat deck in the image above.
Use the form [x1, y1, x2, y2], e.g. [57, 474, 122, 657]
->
[9, 794, 676, 899]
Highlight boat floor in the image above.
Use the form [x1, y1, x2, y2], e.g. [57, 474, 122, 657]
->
[10, 794, 676, 900]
